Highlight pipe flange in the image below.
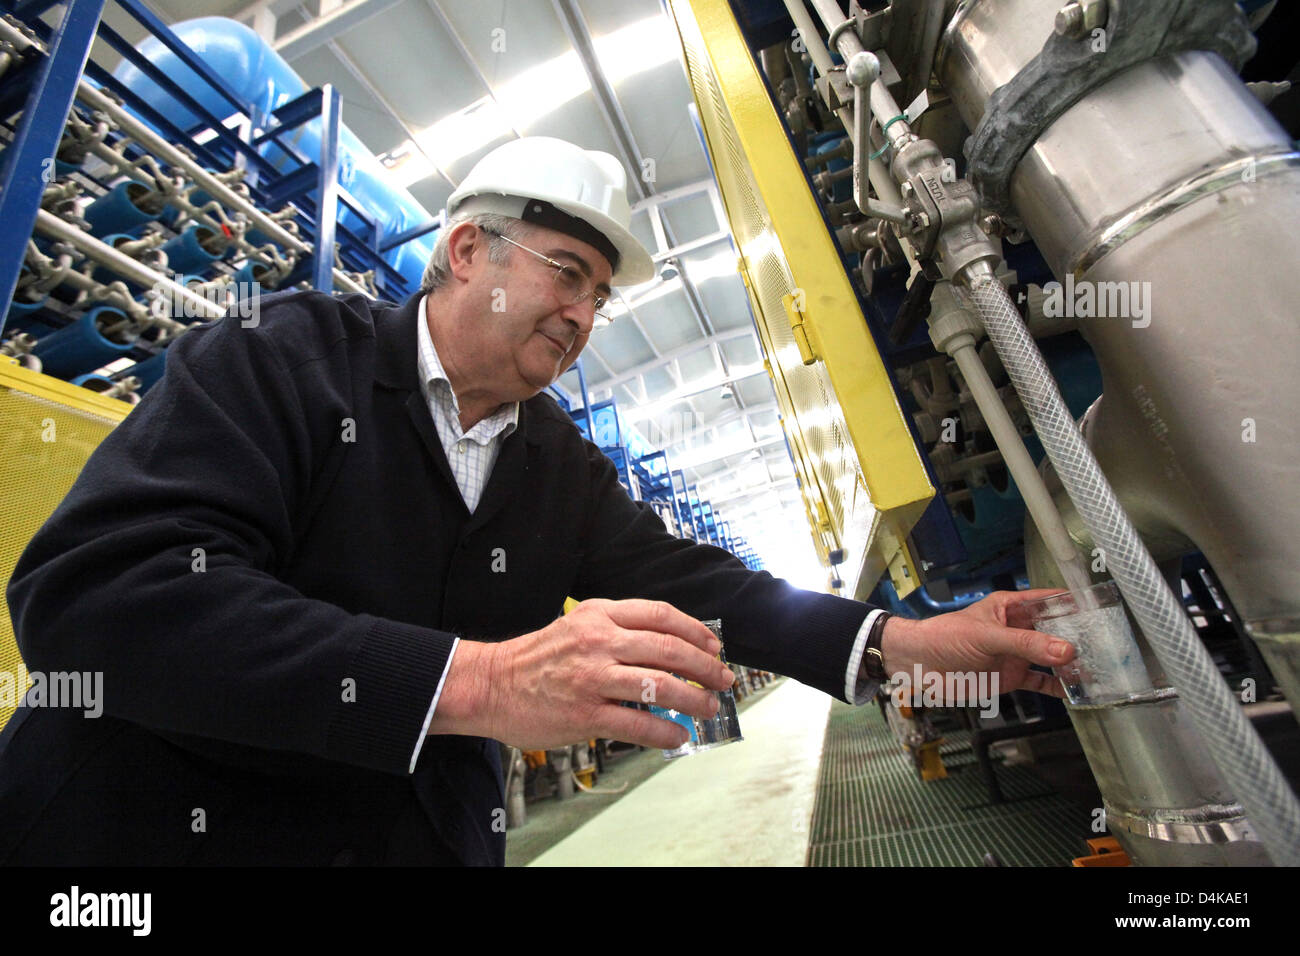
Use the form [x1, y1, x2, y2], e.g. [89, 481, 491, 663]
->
[964, 0, 1257, 216]
[1105, 803, 1260, 845]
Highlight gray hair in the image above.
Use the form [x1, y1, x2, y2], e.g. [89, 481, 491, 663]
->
[420, 212, 524, 294]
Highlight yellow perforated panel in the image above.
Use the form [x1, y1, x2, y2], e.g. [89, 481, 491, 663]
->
[0, 360, 128, 731]
[669, 0, 933, 598]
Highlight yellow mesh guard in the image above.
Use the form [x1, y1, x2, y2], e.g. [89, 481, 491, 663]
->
[0, 360, 129, 731]
[668, 0, 933, 599]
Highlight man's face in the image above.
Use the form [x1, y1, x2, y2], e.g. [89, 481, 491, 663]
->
[468, 223, 614, 398]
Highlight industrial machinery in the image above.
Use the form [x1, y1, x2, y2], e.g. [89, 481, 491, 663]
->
[666, 0, 1300, 865]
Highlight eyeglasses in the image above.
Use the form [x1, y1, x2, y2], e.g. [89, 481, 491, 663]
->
[490, 232, 613, 328]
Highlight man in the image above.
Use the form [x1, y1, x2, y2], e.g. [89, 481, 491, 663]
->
[1, 137, 1073, 865]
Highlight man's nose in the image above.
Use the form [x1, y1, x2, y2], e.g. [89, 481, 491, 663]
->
[560, 299, 597, 335]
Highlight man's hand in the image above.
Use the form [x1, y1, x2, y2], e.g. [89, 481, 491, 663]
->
[429, 599, 735, 750]
[879, 589, 1077, 700]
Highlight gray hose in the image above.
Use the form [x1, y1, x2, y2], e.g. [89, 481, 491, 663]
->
[961, 263, 1300, 865]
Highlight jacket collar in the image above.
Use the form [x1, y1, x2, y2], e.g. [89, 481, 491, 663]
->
[373, 292, 425, 392]
[374, 292, 544, 448]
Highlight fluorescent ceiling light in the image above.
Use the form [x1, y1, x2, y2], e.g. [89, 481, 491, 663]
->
[683, 249, 739, 283]
[414, 95, 511, 173]
[496, 49, 590, 131]
[593, 14, 681, 86]
[382, 48, 592, 188]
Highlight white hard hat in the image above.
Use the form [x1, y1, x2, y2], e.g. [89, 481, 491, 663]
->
[446, 137, 655, 286]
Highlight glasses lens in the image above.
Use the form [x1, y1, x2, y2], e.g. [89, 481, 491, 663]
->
[552, 265, 586, 302]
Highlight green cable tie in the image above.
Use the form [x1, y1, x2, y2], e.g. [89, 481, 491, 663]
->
[882, 112, 909, 135]
[868, 113, 908, 161]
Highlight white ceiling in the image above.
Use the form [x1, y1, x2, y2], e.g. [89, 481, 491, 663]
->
[93, 0, 809, 560]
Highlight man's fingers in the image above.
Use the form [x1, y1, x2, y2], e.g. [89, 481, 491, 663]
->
[611, 628, 733, 690]
[985, 625, 1076, 668]
[594, 702, 693, 750]
[599, 666, 719, 720]
[1000, 588, 1067, 629]
[599, 599, 720, 654]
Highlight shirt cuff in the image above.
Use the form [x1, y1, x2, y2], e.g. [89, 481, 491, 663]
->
[844, 608, 888, 705]
[408, 635, 461, 773]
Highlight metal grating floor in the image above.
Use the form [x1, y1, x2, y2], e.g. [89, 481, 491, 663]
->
[808, 703, 1091, 866]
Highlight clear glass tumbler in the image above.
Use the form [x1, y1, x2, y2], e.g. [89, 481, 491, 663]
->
[1023, 580, 1152, 705]
[650, 619, 744, 759]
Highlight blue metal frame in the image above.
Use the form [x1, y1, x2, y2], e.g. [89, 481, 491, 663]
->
[574, 359, 597, 444]
[9, 1, 423, 300]
[0, 0, 105, 329]
[381, 214, 443, 254]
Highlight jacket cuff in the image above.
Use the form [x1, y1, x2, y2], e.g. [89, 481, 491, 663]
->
[325, 616, 457, 773]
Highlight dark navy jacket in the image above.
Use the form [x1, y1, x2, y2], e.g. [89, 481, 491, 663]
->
[0, 290, 872, 865]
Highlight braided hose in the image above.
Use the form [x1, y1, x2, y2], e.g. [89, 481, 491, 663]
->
[963, 266, 1300, 865]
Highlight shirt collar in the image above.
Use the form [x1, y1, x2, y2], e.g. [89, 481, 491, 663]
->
[416, 294, 519, 440]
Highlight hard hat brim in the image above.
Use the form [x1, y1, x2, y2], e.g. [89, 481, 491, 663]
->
[449, 193, 656, 287]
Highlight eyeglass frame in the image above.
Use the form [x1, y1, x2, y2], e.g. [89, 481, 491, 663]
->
[484, 230, 614, 328]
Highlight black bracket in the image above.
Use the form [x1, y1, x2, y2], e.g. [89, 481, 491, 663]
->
[963, 0, 1257, 217]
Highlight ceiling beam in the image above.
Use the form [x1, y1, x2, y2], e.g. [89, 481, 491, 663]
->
[324, 38, 458, 191]
[672, 435, 785, 472]
[275, 0, 406, 60]
[699, 476, 798, 508]
[592, 328, 753, 391]
[422, 0, 522, 141]
[630, 178, 714, 214]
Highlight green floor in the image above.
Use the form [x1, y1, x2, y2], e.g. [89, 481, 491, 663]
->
[505, 680, 1096, 867]
[505, 676, 789, 867]
[807, 701, 1094, 866]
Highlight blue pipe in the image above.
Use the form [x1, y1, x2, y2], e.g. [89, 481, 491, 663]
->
[159, 224, 231, 275]
[124, 349, 166, 390]
[82, 181, 166, 237]
[111, 17, 435, 292]
[31, 306, 136, 378]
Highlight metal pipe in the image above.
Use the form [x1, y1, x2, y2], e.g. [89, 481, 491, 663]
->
[34, 209, 219, 323]
[808, 0, 911, 144]
[779, 0, 907, 212]
[78, 83, 366, 293]
[928, 281, 1091, 591]
[938, 0, 1300, 864]
[23, 240, 151, 323]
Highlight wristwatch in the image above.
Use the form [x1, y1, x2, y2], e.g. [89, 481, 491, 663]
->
[863, 611, 892, 683]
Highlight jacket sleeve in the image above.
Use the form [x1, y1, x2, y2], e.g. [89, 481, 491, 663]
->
[5, 309, 452, 775]
[569, 440, 874, 701]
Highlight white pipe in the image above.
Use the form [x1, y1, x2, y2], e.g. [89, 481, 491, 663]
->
[779, 1, 904, 209]
[949, 337, 1091, 592]
[35, 209, 222, 322]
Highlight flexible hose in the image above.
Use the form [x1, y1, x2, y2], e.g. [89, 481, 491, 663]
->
[963, 264, 1300, 865]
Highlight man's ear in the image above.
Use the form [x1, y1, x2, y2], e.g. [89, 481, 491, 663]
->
[446, 222, 488, 282]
